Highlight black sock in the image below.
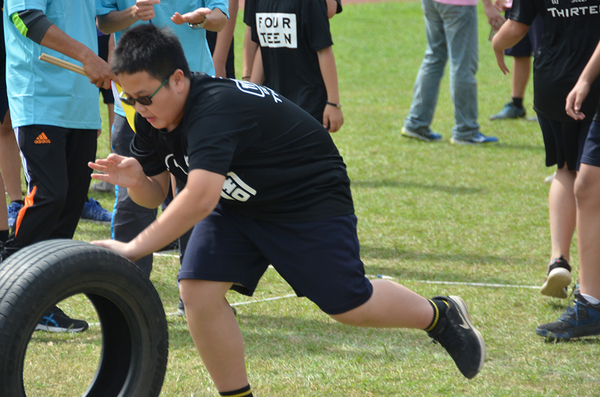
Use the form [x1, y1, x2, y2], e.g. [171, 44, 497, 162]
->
[0, 229, 8, 243]
[219, 384, 253, 397]
[424, 298, 449, 332]
[512, 97, 523, 109]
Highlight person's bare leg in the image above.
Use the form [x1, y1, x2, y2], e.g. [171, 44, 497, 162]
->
[330, 279, 433, 328]
[575, 164, 600, 300]
[179, 279, 249, 393]
[548, 165, 577, 262]
[511, 56, 531, 100]
[0, 111, 22, 202]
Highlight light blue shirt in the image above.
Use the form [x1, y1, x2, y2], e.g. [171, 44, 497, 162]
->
[4, 0, 101, 129]
[96, 0, 229, 117]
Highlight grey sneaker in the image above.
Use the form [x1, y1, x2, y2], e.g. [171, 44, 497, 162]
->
[544, 172, 556, 184]
[450, 133, 498, 145]
[90, 180, 115, 193]
[401, 127, 442, 142]
[489, 102, 526, 120]
[427, 296, 486, 379]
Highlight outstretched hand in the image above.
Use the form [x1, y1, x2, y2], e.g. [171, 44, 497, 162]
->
[171, 8, 212, 25]
[565, 80, 591, 121]
[88, 153, 146, 189]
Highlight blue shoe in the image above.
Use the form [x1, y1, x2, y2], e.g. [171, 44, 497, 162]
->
[450, 133, 498, 145]
[489, 102, 526, 120]
[7, 201, 23, 230]
[81, 198, 112, 223]
[401, 127, 442, 142]
[536, 291, 600, 341]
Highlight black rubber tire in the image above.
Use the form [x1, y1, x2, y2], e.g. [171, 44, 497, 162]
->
[0, 239, 169, 397]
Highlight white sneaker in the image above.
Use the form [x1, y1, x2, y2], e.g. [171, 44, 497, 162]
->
[90, 180, 115, 193]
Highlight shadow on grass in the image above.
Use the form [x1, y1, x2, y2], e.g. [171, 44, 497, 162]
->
[360, 245, 526, 265]
[540, 337, 600, 345]
[352, 179, 483, 194]
[492, 142, 544, 152]
[28, 329, 102, 345]
[168, 313, 423, 362]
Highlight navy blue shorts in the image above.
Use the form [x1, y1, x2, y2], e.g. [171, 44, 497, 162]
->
[505, 11, 543, 57]
[581, 120, 600, 168]
[538, 115, 590, 171]
[178, 203, 373, 315]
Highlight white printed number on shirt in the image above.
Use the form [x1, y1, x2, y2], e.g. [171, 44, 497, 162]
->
[255, 13, 297, 49]
[221, 172, 257, 202]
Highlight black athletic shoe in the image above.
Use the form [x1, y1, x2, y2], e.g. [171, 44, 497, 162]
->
[427, 296, 486, 379]
[35, 306, 89, 333]
[536, 291, 600, 341]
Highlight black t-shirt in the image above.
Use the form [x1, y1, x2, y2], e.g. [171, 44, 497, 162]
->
[244, 0, 332, 123]
[131, 73, 354, 223]
[510, 0, 600, 123]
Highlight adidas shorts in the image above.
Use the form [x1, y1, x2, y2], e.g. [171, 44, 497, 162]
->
[178, 203, 374, 315]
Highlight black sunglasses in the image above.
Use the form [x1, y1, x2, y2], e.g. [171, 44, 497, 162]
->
[119, 78, 169, 106]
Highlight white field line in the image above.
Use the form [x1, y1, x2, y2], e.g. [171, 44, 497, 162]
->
[365, 274, 541, 290]
[157, 275, 540, 319]
[118, 258, 541, 323]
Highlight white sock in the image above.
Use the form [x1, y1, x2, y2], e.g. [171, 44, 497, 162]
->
[581, 293, 600, 305]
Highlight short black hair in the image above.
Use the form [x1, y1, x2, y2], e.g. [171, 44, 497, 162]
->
[111, 24, 191, 81]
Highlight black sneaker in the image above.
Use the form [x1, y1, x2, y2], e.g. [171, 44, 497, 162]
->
[35, 306, 89, 333]
[540, 256, 572, 299]
[536, 291, 600, 341]
[427, 296, 486, 379]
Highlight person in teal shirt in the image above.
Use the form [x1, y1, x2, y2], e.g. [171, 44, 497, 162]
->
[2, 0, 114, 332]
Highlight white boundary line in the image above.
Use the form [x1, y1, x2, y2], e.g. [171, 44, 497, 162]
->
[89, 276, 540, 325]
[366, 274, 541, 290]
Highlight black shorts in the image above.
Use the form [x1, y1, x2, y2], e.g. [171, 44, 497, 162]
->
[0, 88, 9, 118]
[97, 34, 114, 104]
[178, 203, 373, 315]
[505, 11, 543, 57]
[538, 115, 590, 171]
[581, 120, 600, 167]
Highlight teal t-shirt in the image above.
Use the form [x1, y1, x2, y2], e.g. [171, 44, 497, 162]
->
[4, 0, 101, 129]
[96, 0, 229, 117]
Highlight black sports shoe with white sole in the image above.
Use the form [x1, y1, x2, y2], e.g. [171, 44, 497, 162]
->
[427, 295, 486, 379]
[35, 306, 89, 333]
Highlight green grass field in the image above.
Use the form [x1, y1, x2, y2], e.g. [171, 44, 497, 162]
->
[18, 1, 600, 396]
